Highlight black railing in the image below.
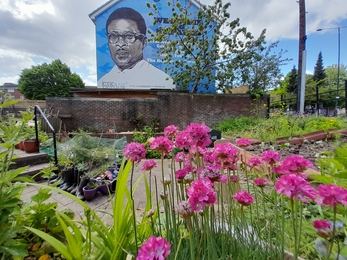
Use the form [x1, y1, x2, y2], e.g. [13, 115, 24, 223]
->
[34, 105, 58, 166]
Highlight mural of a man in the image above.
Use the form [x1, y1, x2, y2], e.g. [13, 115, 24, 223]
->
[98, 7, 175, 89]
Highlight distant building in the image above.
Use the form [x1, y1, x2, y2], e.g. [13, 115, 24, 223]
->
[0, 83, 25, 100]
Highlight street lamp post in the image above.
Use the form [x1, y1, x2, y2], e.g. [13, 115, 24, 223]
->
[316, 26, 347, 112]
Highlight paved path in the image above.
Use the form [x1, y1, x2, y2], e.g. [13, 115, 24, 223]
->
[21, 159, 172, 224]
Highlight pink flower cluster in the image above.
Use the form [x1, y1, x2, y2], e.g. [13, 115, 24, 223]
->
[136, 236, 171, 260]
[248, 157, 262, 168]
[142, 159, 157, 171]
[236, 138, 252, 148]
[150, 136, 174, 155]
[123, 142, 146, 163]
[198, 165, 227, 183]
[260, 150, 281, 165]
[164, 125, 179, 139]
[276, 155, 313, 175]
[233, 190, 254, 206]
[253, 178, 268, 188]
[275, 174, 316, 203]
[187, 178, 217, 212]
[316, 184, 347, 207]
[176, 123, 211, 151]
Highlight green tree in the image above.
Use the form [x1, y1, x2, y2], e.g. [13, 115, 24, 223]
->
[147, 0, 265, 93]
[287, 66, 298, 94]
[312, 51, 326, 86]
[325, 64, 347, 92]
[227, 41, 291, 93]
[18, 59, 85, 100]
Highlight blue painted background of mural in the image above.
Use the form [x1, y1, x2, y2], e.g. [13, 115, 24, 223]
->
[94, 0, 216, 93]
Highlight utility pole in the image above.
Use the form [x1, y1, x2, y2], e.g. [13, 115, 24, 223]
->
[297, 0, 307, 113]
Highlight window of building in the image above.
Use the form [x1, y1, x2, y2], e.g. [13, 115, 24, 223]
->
[7, 89, 15, 93]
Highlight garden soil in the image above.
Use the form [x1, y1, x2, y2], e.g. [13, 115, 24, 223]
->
[244, 135, 347, 170]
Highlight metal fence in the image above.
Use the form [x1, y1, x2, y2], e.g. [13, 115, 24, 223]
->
[270, 80, 347, 116]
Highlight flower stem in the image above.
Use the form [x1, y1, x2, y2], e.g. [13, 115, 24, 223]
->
[187, 218, 195, 260]
[130, 165, 138, 253]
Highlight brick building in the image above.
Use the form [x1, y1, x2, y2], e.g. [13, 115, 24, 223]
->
[0, 83, 25, 100]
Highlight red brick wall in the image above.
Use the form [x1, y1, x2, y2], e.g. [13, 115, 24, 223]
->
[46, 93, 268, 132]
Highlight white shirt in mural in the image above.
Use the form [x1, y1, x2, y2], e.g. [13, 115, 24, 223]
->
[98, 60, 175, 89]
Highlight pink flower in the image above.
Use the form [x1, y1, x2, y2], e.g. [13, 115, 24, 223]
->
[279, 155, 314, 174]
[316, 184, 347, 207]
[253, 178, 268, 188]
[203, 149, 218, 164]
[175, 130, 191, 150]
[185, 123, 212, 149]
[147, 137, 155, 145]
[233, 190, 254, 206]
[248, 157, 262, 168]
[187, 178, 217, 212]
[176, 201, 194, 219]
[150, 136, 174, 155]
[313, 220, 333, 239]
[313, 219, 331, 229]
[175, 169, 189, 181]
[174, 152, 190, 163]
[136, 236, 171, 260]
[230, 175, 240, 183]
[220, 175, 227, 184]
[275, 174, 317, 203]
[164, 125, 179, 139]
[213, 143, 239, 160]
[260, 150, 281, 165]
[198, 165, 223, 183]
[142, 160, 157, 171]
[236, 138, 252, 148]
[123, 142, 146, 163]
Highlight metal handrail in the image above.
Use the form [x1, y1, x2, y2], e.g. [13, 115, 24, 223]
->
[34, 105, 58, 166]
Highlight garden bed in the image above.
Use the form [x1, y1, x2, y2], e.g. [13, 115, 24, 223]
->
[243, 135, 347, 171]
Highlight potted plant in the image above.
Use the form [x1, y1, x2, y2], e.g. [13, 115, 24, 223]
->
[82, 178, 111, 201]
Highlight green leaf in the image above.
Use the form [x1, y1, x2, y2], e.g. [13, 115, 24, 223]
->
[25, 226, 74, 260]
[309, 174, 334, 184]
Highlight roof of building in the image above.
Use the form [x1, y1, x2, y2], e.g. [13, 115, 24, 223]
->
[0, 83, 18, 89]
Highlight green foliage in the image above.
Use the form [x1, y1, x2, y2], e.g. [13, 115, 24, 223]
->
[214, 115, 347, 142]
[133, 126, 161, 159]
[287, 65, 298, 94]
[26, 158, 156, 259]
[148, 0, 267, 93]
[312, 51, 326, 85]
[231, 41, 291, 92]
[18, 59, 85, 100]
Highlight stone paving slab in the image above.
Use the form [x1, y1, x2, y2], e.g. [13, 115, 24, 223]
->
[21, 159, 172, 223]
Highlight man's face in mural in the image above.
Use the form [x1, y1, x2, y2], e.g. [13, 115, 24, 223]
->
[107, 19, 147, 71]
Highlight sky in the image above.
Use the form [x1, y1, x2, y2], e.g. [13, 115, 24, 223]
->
[0, 0, 347, 87]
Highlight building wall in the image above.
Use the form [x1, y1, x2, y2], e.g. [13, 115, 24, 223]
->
[46, 93, 268, 132]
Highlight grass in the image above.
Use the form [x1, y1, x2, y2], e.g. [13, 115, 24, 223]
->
[214, 115, 347, 143]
